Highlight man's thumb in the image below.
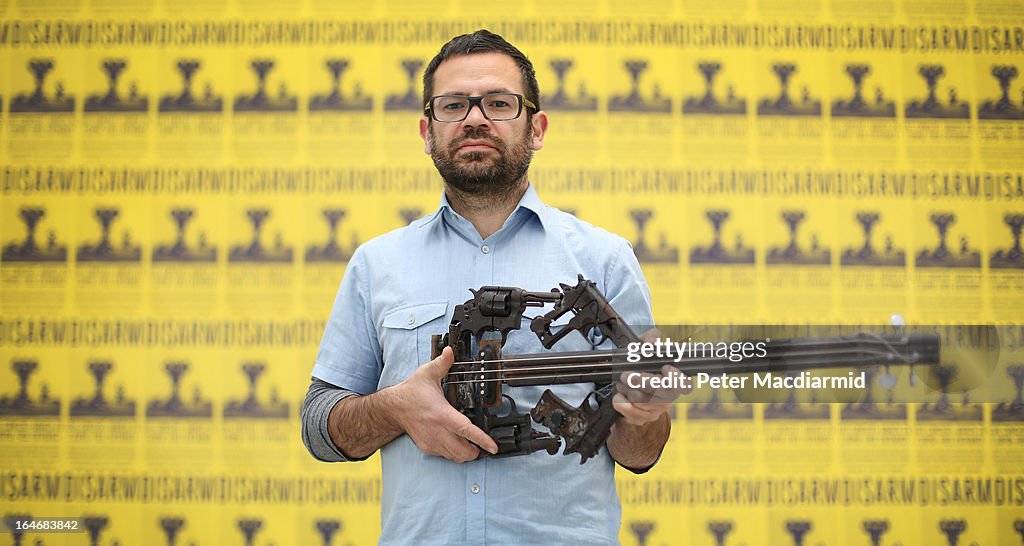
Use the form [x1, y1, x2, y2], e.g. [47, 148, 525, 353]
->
[428, 346, 456, 377]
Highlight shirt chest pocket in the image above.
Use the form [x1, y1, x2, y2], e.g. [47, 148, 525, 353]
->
[378, 301, 449, 389]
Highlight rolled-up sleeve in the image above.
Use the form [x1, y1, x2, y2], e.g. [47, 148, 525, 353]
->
[300, 378, 364, 462]
[305, 246, 383, 463]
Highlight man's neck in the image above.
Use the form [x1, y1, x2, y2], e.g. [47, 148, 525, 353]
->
[445, 177, 529, 240]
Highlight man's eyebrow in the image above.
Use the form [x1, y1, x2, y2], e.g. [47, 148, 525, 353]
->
[436, 87, 516, 96]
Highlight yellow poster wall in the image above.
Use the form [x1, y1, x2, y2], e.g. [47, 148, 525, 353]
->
[1, 2, 1023, 544]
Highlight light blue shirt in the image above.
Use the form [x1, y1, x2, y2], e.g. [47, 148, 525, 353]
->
[311, 183, 654, 546]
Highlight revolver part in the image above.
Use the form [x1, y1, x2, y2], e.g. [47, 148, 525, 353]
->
[487, 409, 561, 457]
[531, 389, 619, 464]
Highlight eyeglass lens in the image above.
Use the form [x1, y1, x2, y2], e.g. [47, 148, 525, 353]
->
[432, 94, 521, 121]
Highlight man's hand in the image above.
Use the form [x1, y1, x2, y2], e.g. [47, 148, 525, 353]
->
[327, 346, 498, 463]
[612, 364, 692, 426]
[607, 364, 689, 470]
[607, 329, 692, 470]
[392, 346, 499, 462]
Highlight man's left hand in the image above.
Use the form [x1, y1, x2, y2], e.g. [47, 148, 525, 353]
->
[613, 364, 692, 426]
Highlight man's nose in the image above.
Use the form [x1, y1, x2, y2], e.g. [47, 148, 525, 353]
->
[462, 101, 490, 126]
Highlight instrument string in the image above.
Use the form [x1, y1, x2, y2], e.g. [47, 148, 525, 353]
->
[444, 346, 917, 379]
[443, 354, 894, 386]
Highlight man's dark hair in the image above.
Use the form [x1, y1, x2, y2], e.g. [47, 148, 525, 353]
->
[422, 29, 541, 115]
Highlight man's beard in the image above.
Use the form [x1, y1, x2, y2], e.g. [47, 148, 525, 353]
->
[429, 124, 533, 197]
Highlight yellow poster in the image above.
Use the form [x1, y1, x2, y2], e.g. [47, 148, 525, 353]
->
[1, 2, 1023, 544]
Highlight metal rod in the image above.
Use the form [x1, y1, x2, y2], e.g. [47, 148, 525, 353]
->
[442, 334, 939, 387]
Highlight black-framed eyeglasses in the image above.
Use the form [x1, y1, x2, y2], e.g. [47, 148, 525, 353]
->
[425, 93, 537, 122]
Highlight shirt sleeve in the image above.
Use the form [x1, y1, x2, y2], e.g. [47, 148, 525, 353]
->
[311, 247, 384, 394]
[300, 377, 364, 462]
[603, 239, 655, 334]
[604, 239, 663, 475]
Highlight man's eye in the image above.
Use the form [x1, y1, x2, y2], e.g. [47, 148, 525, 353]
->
[487, 100, 510, 108]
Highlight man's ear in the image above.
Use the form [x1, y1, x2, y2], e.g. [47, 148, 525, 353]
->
[419, 116, 432, 155]
[530, 110, 549, 151]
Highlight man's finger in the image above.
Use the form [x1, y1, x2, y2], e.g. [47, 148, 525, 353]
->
[619, 373, 662, 395]
[618, 384, 656, 405]
[662, 365, 693, 394]
[646, 390, 681, 405]
[617, 372, 663, 401]
[450, 413, 498, 455]
[441, 435, 480, 463]
[613, 393, 658, 425]
[436, 437, 474, 463]
[426, 346, 456, 378]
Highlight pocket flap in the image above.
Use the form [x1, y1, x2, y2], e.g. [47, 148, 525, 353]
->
[382, 301, 448, 330]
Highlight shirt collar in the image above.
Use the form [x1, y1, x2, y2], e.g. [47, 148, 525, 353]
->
[423, 182, 550, 235]
[515, 183, 549, 230]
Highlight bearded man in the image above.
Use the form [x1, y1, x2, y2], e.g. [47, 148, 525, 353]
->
[301, 29, 676, 545]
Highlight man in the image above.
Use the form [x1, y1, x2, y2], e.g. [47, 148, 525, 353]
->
[302, 29, 680, 545]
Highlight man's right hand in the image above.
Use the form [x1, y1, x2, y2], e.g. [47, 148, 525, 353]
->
[392, 346, 499, 462]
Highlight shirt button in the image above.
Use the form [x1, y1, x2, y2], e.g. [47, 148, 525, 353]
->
[480, 245, 490, 254]
[406, 315, 415, 325]
[470, 483, 480, 494]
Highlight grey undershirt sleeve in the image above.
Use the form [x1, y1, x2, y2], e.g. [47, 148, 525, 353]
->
[300, 377, 363, 462]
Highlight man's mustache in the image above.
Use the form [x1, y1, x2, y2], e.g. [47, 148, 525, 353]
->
[448, 128, 504, 154]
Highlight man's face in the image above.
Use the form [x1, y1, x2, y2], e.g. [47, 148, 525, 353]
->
[419, 52, 548, 196]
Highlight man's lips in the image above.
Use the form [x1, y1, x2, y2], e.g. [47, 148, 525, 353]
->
[457, 141, 498, 153]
